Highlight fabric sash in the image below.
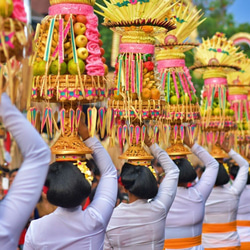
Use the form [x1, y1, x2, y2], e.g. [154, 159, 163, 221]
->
[237, 220, 250, 227]
[203, 221, 237, 233]
[164, 235, 201, 249]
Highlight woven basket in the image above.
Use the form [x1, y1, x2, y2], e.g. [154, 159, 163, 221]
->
[108, 99, 164, 120]
[32, 74, 106, 102]
[0, 18, 25, 63]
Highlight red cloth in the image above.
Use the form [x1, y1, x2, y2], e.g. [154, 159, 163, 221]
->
[82, 197, 90, 210]
[19, 228, 27, 245]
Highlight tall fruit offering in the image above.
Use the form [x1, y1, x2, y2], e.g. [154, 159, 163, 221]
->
[155, 1, 205, 158]
[30, 0, 108, 161]
[191, 33, 244, 159]
[96, 0, 177, 165]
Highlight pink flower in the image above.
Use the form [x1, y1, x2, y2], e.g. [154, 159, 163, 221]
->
[11, 0, 27, 23]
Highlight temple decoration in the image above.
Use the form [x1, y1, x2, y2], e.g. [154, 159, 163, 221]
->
[30, 0, 110, 161]
[96, 0, 177, 165]
[227, 57, 250, 158]
[155, 1, 205, 158]
[191, 32, 245, 159]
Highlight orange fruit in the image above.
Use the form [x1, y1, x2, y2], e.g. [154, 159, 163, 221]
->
[141, 88, 151, 100]
[151, 88, 160, 100]
[142, 26, 154, 33]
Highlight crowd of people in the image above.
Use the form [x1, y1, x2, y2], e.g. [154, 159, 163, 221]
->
[0, 93, 249, 250]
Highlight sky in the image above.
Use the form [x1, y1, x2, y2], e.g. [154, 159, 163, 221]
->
[228, 0, 250, 24]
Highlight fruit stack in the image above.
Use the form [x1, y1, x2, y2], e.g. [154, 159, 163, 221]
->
[30, 0, 110, 161]
[191, 33, 245, 158]
[227, 57, 250, 157]
[155, 1, 205, 158]
[96, 0, 176, 165]
[0, 0, 33, 136]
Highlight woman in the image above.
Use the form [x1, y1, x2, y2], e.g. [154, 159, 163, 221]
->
[24, 120, 118, 249]
[164, 132, 219, 250]
[104, 132, 180, 250]
[229, 163, 250, 250]
[202, 139, 248, 250]
[0, 93, 51, 249]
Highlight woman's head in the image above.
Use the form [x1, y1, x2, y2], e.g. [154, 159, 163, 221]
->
[229, 164, 250, 184]
[215, 163, 230, 186]
[45, 161, 91, 208]
[121, 163, 158, 199]
[174, 158, 197, 184]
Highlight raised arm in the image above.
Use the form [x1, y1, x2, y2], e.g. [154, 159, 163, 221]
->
[149, 143, 179, 210]
[78, 120, 117, 226]
[191, 143, 219, 200]
[220, 136, 248, 195]
[229, 150, 248, 195]
[0, 93, 51, 245]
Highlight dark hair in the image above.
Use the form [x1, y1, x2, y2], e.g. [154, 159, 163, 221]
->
[45, 161, 91, 208]
[121, 163, 158, 199]
[9, 168, 19, 176]
[215, 163, 230, 186]
[230, 164, 250, 185]
[174, 158, 197, 183]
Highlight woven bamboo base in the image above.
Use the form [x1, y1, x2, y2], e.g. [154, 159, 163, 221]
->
[51, 134, 93, 161]
[32, 75, 106, 103]
[108, 99, 164, 119]
[119, 144, 153, 166]
[164, 103, 200, 122]
[0, 18, 26, 63]
[201, 116, 236, 131]
[209, 144, 228, 159]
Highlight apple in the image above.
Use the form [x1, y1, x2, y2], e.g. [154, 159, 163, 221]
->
[77, 48, 89, 60]
[50, 60, 67, 75]
[226, 101, 231, 108]
[68, 58, 85, 75]
[64, 14, 76, 23]
[191, 94, 197, 104]
[180, 95, 189, 104]
[104, 64, 108, 75]
[74, 22, 86, 35]
[101, 57, 106, 64]
[243, 123, 249, 130]
[76, 15, 87, 24]
[225, 109, 230, 116]
[75, 35, 88, 47]
[98, 39, 103, 47]
[0, 0, 13, 18]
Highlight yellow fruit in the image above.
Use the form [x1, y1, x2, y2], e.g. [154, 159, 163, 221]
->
[141, 88, 151, 100]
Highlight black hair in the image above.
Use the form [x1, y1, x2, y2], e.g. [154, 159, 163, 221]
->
[45, 161, 91, 208]
[215, 163, 230, 186]
[229, 164, 250, 185]
[121, 163, 158, 199]
[9, 168, 19, 176]
[174, 158, 197, 183]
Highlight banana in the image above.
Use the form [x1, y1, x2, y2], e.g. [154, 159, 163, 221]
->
[67, 52, 73, 60]
[143, 68, 148, 74]
[37, 50, 44, 59]
[52, 40, 57, 48]
[144, 72, 151, 78]
[146, 83, 153, 89]
[53, 31, 59, 42]
[65, 47, 72, 55]
[64, 42, 71, 49]
[144, 77, 150, 83]
[150, 74, 154, 80]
